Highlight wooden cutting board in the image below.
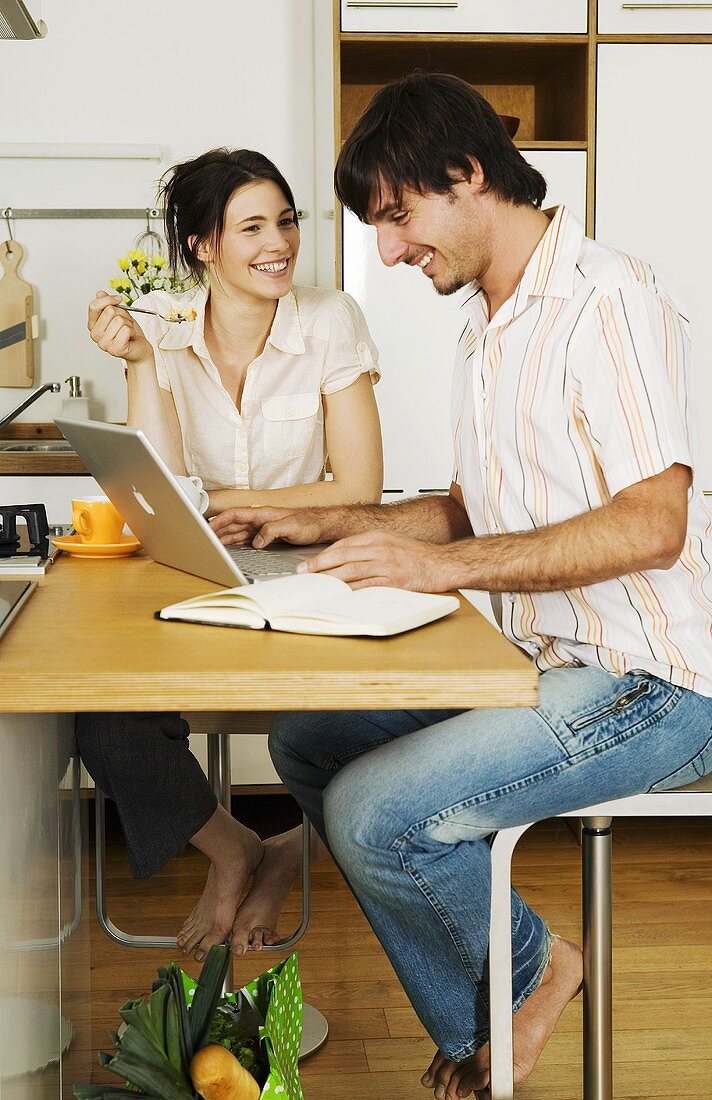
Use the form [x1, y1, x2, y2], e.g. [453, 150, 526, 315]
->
[0, 239, 35, 388]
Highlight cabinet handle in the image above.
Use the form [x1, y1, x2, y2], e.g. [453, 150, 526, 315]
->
[621, 3, 712, 8]
[346, 2, 458, 8]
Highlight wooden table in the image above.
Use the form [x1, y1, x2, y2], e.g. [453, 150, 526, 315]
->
[0, 553, 539, 712]
[0, 552, 538, 1074]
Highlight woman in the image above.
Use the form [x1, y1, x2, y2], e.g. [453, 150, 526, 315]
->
[80, 148, 382, 962]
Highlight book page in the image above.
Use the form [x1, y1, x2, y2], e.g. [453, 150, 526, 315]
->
[162, 573, 348, 622]
[273, 587, 459, 636]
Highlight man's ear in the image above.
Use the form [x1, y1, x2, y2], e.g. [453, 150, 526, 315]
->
[189, 234, 211, 263]
[463, 157, 486, 194]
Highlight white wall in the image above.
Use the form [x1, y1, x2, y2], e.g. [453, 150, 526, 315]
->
[0, 0, 318, 424]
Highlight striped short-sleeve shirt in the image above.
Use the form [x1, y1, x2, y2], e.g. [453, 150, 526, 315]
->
[452, 205, 712, 696]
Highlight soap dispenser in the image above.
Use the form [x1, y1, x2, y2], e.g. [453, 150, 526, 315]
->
[62, 376, 90, 420]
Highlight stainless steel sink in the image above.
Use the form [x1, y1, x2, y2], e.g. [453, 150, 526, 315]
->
[0, 440, 75, 452]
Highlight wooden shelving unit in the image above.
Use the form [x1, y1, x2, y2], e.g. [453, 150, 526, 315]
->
[340, 36, 589, 145]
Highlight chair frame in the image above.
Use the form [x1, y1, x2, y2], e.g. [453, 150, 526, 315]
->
[487, 784, 712, 1100]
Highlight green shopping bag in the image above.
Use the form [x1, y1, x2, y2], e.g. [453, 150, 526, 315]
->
[74, 945, 304, 1100]
[182, 953, 304, 1100]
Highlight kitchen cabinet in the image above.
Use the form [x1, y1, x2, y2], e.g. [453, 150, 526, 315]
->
[343, 152, 587, 494]
[341, 0, 588, 34]
[598, 0, 712, 34]
[596, 44, 712, 490]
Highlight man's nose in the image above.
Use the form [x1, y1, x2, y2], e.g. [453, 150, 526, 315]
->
[376, 227, 408, 268]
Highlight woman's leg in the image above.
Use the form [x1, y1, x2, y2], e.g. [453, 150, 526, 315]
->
[76, 711, 327, 959]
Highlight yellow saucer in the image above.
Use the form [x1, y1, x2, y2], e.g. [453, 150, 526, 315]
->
[51, 533, 142, 559]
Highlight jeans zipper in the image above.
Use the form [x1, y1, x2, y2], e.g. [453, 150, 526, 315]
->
[570, 678, 651, 732]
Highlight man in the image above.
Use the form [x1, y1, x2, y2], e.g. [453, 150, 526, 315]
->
[210, 73, 712, 1098]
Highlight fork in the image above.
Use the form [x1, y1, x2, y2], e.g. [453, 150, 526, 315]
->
[123, 304, 192, 324]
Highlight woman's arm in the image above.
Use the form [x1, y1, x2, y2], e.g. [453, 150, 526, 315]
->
[88, 291, 186, 475]
[204, 373, 383, 516]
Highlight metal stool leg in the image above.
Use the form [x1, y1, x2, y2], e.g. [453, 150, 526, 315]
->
[582, 817, 613, 1100]
[95, 730, 328, 1056]
[488, 823, 535, 1100]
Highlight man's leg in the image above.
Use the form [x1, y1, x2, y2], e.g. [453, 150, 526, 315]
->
[270, 666, 712, 1092]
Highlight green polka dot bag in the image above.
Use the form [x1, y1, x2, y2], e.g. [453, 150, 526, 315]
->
[182, 952, 304, 1100]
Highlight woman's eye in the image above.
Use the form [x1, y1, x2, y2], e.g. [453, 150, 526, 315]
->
[279, 217, 297, 227]
[243, 224, 260, 233]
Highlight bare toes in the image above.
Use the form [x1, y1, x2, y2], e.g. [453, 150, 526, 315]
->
[422, 1049, 447, 1088]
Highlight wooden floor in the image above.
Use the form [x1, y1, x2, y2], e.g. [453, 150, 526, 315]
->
[84, 799, 712, 1099]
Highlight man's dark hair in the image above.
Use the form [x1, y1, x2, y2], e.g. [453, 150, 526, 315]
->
[159, 148, 299, 283]
[335, 72, 547, 221]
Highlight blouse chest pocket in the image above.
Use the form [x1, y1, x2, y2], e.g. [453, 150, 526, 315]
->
[260, 392, 322, 457]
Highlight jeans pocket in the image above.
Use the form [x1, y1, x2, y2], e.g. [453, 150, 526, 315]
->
[648, 729, 712, 791]
[561, 671, 679, 758]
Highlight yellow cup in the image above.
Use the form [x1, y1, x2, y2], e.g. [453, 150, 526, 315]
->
[71, 496, 125, 545]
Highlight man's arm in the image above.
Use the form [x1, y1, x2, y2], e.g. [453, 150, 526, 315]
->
[295, 464, 691, 592]
[208, 482, 474, 548]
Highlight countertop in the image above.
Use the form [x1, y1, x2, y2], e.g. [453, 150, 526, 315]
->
[0, 424, 89, 475]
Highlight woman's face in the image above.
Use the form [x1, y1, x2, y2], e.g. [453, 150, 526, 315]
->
[202, 179, 300, 302]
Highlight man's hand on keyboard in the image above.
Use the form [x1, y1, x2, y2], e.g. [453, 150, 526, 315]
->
[210, 506, 330, 548]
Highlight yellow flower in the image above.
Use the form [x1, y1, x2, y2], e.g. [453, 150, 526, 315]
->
[108, 276, 132, 293]
[151, 255, 167, 269]
[117, 256, 130, 271]
[127, 248, 147, 267]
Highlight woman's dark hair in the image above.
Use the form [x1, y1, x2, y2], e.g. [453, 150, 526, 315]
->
[159, 148, 299, 283]
[335, 72, 547, 221]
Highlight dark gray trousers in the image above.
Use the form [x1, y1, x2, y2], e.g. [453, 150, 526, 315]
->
[75, 711, 218, 879]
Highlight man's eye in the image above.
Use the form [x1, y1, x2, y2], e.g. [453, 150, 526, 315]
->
[393, 212, 409, 224]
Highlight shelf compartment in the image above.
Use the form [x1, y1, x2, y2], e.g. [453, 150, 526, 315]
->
[340, 38, 588, 144]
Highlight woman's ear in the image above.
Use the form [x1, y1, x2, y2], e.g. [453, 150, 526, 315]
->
[189, 235, 211, 263]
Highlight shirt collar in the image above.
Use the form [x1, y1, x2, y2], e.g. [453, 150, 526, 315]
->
[459, 205, 584, 326]
[158, 285, 305, 356]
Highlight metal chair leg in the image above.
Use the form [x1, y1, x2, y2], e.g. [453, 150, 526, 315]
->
[95, 730, 327, 1052]
[488, 823, 535, 1100]
[582, 817, 613, 1100]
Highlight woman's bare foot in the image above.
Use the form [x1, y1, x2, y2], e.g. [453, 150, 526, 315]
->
[228, 825, 304, 956]
[176, 805, 263, 962]
[421, 937, 583, 1099]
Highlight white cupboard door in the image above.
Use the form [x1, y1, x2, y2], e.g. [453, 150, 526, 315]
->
[599, 1, 712, 34]
[344, 208, 462, 494]
[343, 152, 587, 495]
[596, 45, 712, 490]
[341, 0, 587, 34]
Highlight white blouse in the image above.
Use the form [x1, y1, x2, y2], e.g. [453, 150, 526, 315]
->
[132, 283, 380, 490]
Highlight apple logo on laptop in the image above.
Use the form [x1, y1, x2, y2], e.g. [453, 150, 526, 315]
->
[131, 485, 156, 515]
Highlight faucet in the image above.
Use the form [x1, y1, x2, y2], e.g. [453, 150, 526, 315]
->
[0, 382, 61, 433]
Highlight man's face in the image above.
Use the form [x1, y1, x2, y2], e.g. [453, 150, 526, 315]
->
[367, 180, 491, 295]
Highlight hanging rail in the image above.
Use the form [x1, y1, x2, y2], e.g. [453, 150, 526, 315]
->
[0, 207, 308, 220]
[1, 208, 163, 220]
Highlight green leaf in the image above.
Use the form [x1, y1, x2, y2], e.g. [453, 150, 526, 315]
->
[117, 1023, 191, 1093]
[166, 964, 193, 1072]
[189, 944, 230, 1052]
[165, 984, 183, 1076]
[148, 982, 170, 1056]
[106, 1050, 194, 1100]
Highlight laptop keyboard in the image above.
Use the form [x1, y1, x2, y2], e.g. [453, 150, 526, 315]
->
[227, 546, 300, 577]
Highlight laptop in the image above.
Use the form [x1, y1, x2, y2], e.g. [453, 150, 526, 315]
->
[55, 418, 326, 587]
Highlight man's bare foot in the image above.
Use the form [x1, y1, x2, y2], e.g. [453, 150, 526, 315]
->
[228, 825, 304, 956]
[421, 937, 583, 1099]
[176, 806, 263, 962]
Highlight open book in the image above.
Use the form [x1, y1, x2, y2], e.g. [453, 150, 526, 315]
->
[156, 573, 460, 637]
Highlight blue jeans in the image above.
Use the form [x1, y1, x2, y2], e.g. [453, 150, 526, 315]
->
[269, 666, 712, 1059]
